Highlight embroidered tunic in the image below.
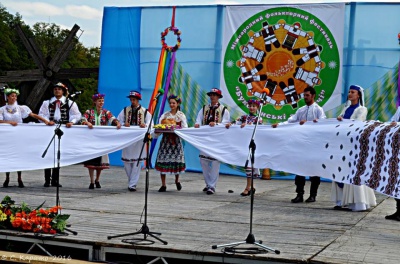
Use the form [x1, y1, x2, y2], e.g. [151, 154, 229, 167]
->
[155, 111, 188, 174]
[117, 105, 152, 162]
[235, 113, 263, 125]
[82, 108, 118, 169]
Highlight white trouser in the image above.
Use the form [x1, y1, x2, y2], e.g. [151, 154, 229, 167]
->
[200, 158, 220, 190]
[124, 162, 141, 188]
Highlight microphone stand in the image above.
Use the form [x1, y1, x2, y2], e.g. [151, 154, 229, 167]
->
[212, 94, 280, 254]
[42, 97, 78, 236]
[108, 96, 167, 245]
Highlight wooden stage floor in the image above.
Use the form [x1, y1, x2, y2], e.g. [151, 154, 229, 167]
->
[0, 165, 399, 263]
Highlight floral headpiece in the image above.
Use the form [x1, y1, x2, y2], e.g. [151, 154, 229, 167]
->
[54, 82, 68, 92]
[92, 93, 105, 101]
[247, 99, 260, 107]
[168, 94, 181, 104]
[4, 88, 20, 96]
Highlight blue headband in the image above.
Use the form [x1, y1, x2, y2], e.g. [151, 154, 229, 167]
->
[350, 85, 362, 91]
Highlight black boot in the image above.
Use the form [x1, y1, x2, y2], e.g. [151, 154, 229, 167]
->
[44, 168, 51, 187]
[292, 175, 305, 203]
[291, 195, 303, 203]
[385, 199, 400, 221]
[305, 196, 316, 203]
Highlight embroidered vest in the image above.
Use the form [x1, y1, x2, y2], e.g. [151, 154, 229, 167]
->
[202, 104, 226, 125]
[124, 105, 147, 125]
[49, 100, 70, 124]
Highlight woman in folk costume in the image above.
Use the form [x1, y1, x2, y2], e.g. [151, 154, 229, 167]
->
[155, 94, 188, 192]
[0, 88, 53, 188]
[82, 93, 121, 189]
[234, 99, 263, 196]
[331, 84, 377, 211]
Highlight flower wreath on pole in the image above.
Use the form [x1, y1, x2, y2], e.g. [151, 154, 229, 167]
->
[161, 26, 181, 52]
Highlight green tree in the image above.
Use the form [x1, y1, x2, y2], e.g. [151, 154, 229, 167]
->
[0, 4, 99, 112]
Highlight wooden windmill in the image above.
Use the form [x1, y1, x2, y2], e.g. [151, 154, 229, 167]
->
[0, 23, 98, 110]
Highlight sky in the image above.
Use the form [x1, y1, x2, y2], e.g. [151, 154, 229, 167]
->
[0, 0, 248, 47]
[0, 0, 388, 47]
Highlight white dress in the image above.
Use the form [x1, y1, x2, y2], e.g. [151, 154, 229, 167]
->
[331, 104, 377, 211]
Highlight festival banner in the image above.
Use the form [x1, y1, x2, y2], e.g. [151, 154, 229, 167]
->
[220, 4, 345, 122]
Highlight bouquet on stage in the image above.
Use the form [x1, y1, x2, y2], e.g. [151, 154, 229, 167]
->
[0, 195, 70, 234]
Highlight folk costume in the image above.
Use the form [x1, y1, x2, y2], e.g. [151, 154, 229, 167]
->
[155, 110, 188, 175]
[0, 88, 31, 188]
[235, 101, 263, 179]
[38, 82, 82, 187]
[117, 90, 152, 191]
[331, 85, 376, 211]
[287, 101, 326, 202]
[82, 95, 119, 171]
[195, 88, 230, 194]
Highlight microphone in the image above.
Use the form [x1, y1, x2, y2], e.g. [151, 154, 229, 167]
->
[69, 91, 83, 98]
[154, 88, 164, 100]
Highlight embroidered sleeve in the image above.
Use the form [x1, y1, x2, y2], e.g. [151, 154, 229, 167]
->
[178, 111, 188, 128]
[105, 109, 117, 125]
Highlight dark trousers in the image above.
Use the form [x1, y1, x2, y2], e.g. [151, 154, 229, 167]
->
[396, 198, 400, 212]
[295, 175, 320, 197]
[44, 168, 60, 184]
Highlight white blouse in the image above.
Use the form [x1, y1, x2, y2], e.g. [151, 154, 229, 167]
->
[159, 111, 188, 128]
[0, 103, 32, 123]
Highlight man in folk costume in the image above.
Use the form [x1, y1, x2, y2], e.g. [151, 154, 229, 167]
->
[117, 90, 152, 192]
[39, 82, 82, 187]
[194, 88, 230, 195]
[272, 86, 326, 203]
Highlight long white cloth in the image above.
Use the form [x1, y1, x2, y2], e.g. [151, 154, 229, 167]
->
[0, 123, 146, 172]
[175, 119, 400, 199]
[2, 119, 400, 199]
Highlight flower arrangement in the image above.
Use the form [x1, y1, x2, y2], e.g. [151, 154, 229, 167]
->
[0, 196, 70, 234]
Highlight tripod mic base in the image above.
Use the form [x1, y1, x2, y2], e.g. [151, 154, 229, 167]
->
[212, 233, 279, 254]
[107, 224, 168, 245]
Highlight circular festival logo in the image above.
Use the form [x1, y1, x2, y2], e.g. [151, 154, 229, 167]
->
[223, 7, 340, 121]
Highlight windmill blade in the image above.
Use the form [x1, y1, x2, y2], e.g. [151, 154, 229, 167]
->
[0, 69, 42, 82]
[56, 68, 99, 79]
[47, 24, 80, 73]
[14, 24, 47, 70]
[25, 77, 51, 110]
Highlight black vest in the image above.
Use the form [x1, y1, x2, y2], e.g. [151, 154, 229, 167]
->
[49, 99, 70, 124]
